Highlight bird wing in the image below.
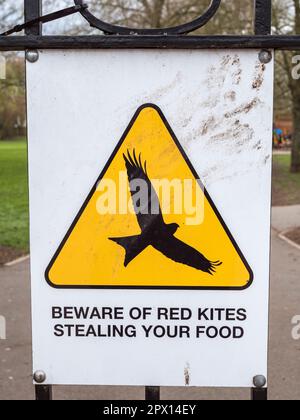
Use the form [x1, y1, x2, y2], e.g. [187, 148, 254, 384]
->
[124, 150, 165, 231]
[153, 235, 222, 275]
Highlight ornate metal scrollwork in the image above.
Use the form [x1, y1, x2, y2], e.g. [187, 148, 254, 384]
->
[74, 0, 221, 35]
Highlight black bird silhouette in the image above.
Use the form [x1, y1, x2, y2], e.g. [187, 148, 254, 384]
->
[109, 150, 222, 275]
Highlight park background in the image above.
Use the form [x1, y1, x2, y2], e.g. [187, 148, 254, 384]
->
[1, 0, 300, 263]
[0, 0, 300, 400]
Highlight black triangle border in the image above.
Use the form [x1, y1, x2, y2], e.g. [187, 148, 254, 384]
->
[45, 103, 254, 290]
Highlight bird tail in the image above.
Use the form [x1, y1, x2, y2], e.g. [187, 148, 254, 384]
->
[207, 260, 222, 275]
[109, 235, 148, 267]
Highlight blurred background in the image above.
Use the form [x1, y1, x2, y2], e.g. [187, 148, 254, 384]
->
[1, 0, 300, 263]
[0, 0, 300, 400]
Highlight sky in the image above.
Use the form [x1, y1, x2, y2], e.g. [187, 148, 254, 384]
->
[42, 0, 87, 34]
[0, 0, 86, 34]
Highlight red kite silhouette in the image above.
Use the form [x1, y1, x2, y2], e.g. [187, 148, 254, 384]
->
[110, 150, 222, 274]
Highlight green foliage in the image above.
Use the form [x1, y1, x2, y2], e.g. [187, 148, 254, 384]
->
[0, 139, 29, 250]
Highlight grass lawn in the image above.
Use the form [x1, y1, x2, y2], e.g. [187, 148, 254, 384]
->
[0, 139, 29, 251]
[272, 154, 300, 206]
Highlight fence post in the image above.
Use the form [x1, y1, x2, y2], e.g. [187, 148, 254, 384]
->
[145, 387, 160, 400]
[35, 385, 53, 401]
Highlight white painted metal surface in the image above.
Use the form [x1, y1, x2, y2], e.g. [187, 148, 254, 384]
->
[26, 50, 273, 387]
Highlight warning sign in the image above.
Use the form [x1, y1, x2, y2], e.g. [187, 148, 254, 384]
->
[27, 50, 273, 388]
[46, 104, 252, 289]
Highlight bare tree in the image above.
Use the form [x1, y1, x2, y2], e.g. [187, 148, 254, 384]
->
[42, 0, 253, 35]
[273, 0, 300, 172]
[0, 1, 25, 140]
[83, 0, 253, 33]
[0, 0, 22, 32]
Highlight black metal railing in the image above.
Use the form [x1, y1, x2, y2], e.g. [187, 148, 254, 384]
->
[0, 0, 296, 52]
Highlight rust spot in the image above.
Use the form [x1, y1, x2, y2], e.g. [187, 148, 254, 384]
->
[253, 140, 262, 150]
[252, 62, 266, 90]
[224, 91, 236, 102]
[232, 55, 240, 66]
[225, 98, 261, 119]
[209, 123, 254, 148]
[204, 54, 242, 107]
[232, 68, 242, 85]
[184, 363, 190, 386]
[231, 55, 242, 85]
[201, 116, 217, 135]
[221, 55, 231, 66]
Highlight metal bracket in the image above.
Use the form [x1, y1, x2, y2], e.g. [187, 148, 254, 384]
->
[1, 4, 88, 37]
[73, 0, 221, 35]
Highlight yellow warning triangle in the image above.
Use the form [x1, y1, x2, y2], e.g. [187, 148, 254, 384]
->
[46, 104, 253, 290]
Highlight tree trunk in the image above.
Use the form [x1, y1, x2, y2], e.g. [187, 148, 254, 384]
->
[151, 0, 165, 28]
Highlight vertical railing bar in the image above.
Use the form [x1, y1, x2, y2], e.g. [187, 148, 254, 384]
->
[35, 385, 53, 400]
[145, 386, 160, 400]
[254, 0, 272, 35]
[253, 0, 271, 403]
[24, 0, 42, 35]
[25, 0, 44, 400]
[251, 387, 268, 401]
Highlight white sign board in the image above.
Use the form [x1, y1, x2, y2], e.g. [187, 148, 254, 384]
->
[27, 49, 273, 387]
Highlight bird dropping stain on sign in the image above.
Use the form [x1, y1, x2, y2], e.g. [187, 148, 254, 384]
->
[46, 104, 253, 289]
